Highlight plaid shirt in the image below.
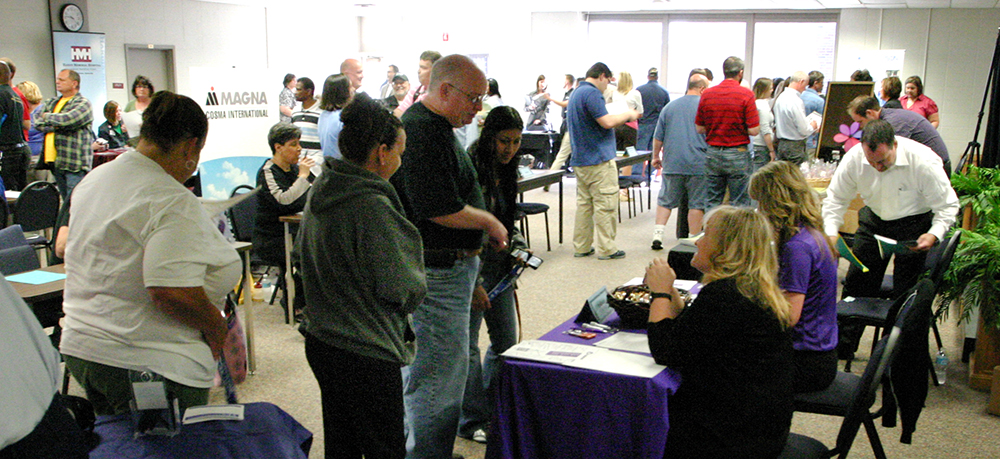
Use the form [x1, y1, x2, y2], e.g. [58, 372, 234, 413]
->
[36, 93, 94, 172]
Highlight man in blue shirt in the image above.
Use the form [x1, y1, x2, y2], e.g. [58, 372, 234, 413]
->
[651, 74, 709, 250]
[636, 67, 670, 152]
[568, 62, 640, 260]
[801, 71, 826, 156]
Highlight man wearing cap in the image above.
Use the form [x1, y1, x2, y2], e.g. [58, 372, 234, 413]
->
[636, 67, 670, 152]
[383, 74, 410, 112]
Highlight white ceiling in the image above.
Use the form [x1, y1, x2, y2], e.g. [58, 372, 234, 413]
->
[202, 0, 1000, 12]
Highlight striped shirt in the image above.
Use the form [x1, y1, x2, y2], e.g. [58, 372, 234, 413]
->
[291, 101, 322, 153]
[695, 79, 759, 147]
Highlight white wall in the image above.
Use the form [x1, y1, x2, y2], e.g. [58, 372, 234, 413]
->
[2, 0, 270, 105]
[837, 8, 1000, 167]
[4, 1, 996, 167]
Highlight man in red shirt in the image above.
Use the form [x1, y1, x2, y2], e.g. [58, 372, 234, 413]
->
[695, 56, 759, 208]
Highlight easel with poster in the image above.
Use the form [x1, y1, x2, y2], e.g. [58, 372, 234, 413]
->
[816, 81, 874, 163]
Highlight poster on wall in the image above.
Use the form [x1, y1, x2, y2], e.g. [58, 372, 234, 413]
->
[844, 50, 905, 81]
[189, 67, 280, 199]
[52, 31, 107, 134]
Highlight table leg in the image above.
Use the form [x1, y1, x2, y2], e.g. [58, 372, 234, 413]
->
[241, 250, 256, 374]
[558, 176, 563, 244]
[283, 221, 295, 325]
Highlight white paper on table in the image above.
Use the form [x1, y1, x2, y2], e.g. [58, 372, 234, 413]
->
[501, 340, 598, 365]
[594, 332, 650, 354]
[564, 348, 666, 378]
[673, 280, 698, 292]
[182, 404, 245, 424]
[623, 277, 644, 287]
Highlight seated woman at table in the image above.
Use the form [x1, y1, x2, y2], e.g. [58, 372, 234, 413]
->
[646, 206, 794, 458]
[252, 122, 315, 273]
[459, 106, 528, 443]
[750, 161, 839, 393]
[97, 101, 129, 149]
[60, 91, 241, 415]
[298, 93, 425, 459]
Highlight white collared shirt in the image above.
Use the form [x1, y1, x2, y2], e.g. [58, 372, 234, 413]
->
[823, 136, 959, 240]
[774, 88, 814, 140]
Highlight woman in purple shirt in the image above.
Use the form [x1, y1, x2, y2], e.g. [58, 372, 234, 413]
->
[750, 161, 839, 392]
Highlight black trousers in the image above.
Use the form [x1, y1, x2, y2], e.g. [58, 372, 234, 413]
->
[838, 207, 933, 356]
[0, 144, 31, 191]
[0, 393, 91, 459]
[304, 333, 405, 459]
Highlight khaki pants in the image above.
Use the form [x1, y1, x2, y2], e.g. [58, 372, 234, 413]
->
[573, 160, 619, 256]
[550, 132, 572, 171]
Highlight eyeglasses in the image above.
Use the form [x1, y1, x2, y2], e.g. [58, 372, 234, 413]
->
[446, 83, 487, 105]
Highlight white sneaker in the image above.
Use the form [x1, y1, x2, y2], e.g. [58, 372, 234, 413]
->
[652, 230, 664, 250]
[472, 428, 487, 444]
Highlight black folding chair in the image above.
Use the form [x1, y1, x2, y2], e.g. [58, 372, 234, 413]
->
[792, 279, 934, 459]
[12, 181, 60, 255]
[780, 329, 902, 459]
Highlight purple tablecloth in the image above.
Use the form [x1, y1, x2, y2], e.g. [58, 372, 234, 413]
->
[486, 313, 681, 459]
[89, 402, 312, 459]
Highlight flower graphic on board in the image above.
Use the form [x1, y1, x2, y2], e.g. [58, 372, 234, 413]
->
[833, 122, 863, 151]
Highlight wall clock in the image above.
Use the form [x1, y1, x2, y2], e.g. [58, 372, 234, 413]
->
[61, 3, 84, 32]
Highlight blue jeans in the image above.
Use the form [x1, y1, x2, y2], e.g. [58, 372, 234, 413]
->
[54, 168, 87, 202]
[459, 257, 518, 437]
[705, 146, 751, 208]
[403, 256, 480, 459]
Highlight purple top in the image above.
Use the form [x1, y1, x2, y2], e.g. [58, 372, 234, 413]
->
[779, 226, 839, 352]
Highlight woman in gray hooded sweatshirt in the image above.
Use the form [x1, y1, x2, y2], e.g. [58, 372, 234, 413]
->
[298, 93, 426, 459]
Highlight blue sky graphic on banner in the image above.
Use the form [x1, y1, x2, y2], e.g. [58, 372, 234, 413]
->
[199, 156, 265, 200]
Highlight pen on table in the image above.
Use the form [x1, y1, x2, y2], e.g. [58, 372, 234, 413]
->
[583, 322, 612, 332]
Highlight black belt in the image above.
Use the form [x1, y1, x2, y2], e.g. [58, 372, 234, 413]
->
[423, 248, 483, 268]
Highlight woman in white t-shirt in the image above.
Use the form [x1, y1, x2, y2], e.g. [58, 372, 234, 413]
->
[61, 92, 241, 415]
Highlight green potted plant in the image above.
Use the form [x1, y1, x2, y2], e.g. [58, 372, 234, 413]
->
[938, 165, 1000, 390]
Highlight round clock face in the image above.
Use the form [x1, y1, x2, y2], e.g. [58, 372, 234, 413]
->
[61, 4, 84, 32]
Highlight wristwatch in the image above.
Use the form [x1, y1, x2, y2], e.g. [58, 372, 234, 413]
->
[650, 292, 673, 301]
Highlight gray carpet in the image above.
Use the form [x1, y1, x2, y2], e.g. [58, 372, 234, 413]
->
[68, 173, 1000, 458]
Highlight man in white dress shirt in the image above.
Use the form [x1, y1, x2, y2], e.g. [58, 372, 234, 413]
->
[823, 120, 959, 357]
[773, 71, 817, 165]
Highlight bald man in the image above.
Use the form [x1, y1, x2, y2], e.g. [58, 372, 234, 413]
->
[340, 58, 364, 92]
[390, 54, 507, 459]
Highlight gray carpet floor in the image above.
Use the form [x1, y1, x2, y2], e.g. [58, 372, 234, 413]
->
[67, 173, 1000, 458]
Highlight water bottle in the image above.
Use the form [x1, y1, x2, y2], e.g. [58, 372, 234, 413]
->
[934, 349, 949, 385]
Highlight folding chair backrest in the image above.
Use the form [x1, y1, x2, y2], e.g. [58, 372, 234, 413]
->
[12, 181, 60, 233]
[835, 328, 901, 456]
[227, 185, 257, 243]
[0, 224, 29, 250]
[926, 230, 962, 288]
[0, 244, 42, 275]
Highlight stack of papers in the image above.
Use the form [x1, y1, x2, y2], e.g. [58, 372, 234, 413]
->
[502, 340, 665, 378]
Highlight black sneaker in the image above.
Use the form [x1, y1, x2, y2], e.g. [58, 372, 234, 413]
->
[598, 250, 626, 260]
[574, 248, 595, 258]
[651, 239, 663, 250]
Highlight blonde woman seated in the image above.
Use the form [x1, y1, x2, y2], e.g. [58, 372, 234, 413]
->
[646, 206, 793, 458]
[749, 161, 839, 392]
